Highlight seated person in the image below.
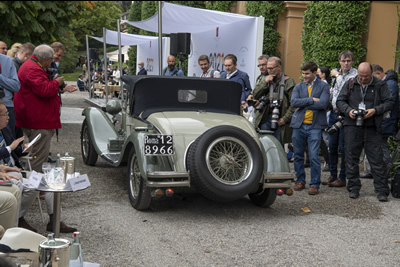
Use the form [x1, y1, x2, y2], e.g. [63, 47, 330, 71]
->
[108, 76, 117, 86]
[0, 166, 22, 231]
[0, 101, 77, 233]
[77, 75, 85, 91]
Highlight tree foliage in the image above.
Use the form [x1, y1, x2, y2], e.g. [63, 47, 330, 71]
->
[246, 1, 285, 58]
[71, 1, 122, 48]
[0, 1, 83, 45]
[58, 31, 81, 74]
[205, 1, 234, 12]
[301, 1, 370, 70]
[127, 1, 144, 74]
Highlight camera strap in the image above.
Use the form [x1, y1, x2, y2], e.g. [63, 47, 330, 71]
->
[347, 78, 354, 97]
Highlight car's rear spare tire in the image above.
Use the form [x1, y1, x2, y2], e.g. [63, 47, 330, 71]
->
[188, 126, 263, 202]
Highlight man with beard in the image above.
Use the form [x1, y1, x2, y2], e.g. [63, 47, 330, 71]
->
[163, 55, 184, 77]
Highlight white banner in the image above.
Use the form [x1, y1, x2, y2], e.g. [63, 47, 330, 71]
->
[137, 37, 169, 75]
[188, 19, 260, 88]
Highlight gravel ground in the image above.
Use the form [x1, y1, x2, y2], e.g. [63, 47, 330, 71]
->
[21, 87, 400, 266]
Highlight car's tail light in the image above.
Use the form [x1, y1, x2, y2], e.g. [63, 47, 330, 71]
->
[286, 189, 294, 196]
[166, 188, 174, 197]
[153, 189, 164, 197]
[277, 189, 284, 196]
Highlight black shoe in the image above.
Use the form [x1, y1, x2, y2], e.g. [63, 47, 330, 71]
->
[47, 157, 56, 163]
[377, 192, 388, 202]
[47, 221, 77, 233]
[360, 173, 373, 179]
[18, 217, 38, 232]
[349, 190, 360, 199]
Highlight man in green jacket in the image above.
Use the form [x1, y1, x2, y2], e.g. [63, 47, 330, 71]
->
[247, 56, 296, 145]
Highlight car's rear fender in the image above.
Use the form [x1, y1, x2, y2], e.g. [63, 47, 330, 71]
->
[82, 107, 119, 156]
[258, 134, 291, 173]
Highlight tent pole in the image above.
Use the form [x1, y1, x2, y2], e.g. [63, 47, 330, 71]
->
[118, 19, 126, 134]
[158, 1, 163, 76]
[103, 27, 108, 104]
[117, 19, 123, 101]
[86, 34, 91, 98]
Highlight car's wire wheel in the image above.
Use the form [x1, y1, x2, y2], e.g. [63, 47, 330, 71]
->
[188, 126, 263, 202]
[128, 148, 151, 210]
[206, 137, 253, 185]
[81, 119, 98, 166]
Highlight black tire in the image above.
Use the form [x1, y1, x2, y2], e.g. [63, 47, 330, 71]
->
[81, 119, 98, 166]
[249, 188, 277, 208]
[188, 125, 263, 202]
[127, 148, 151, 210]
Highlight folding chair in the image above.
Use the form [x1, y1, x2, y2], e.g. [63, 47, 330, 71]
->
[19, 155, 45, 224]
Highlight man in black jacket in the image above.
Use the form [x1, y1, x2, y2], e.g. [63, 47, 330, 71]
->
[337, 62, 393, 201]
[360, 65, 399, 178]
[137, 61, 147, 75]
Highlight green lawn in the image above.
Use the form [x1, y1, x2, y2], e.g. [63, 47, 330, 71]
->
[62, 69, 83, 82]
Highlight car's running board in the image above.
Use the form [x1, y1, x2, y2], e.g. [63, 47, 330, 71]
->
[101, 153, 121, 166]
[264, 172, 297, 180]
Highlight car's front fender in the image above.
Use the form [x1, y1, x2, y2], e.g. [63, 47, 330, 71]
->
[82, 107, 119, 156]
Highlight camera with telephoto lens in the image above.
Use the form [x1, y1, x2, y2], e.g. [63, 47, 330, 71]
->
[255, 95, 270, 112]
[270, 100, 280, 130]
[326, 115, 344, 135]
[353, 108, 366, 127]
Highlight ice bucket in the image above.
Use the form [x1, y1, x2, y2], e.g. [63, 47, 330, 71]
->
[59, 156, 75, 182]
[39, 238, 71, 267]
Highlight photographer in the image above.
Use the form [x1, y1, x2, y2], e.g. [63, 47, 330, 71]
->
[248, 56, 296, 145]
[49, 42, 76, 94]
[323, 51, 358, 187]
[336, 62, 393, 201]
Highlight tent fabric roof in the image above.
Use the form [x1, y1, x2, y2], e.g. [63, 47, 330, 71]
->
[107, 45, 130, 61]
[90, 29, 160, 46]
[122, 1, 255, 34]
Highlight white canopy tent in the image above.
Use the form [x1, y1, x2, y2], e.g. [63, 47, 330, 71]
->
[122, 2, 256, 34]
[122, 2, 264, 87]
[90, 29, 170, 75]
[106, 45, 129, 62]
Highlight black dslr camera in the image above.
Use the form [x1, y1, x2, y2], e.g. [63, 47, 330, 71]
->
[255, 95, 270, 112]
[326, 115, 344, 135]
[353, 108, 366, 127]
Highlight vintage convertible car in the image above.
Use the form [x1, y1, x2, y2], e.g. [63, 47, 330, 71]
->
[81, 76, 295, 210]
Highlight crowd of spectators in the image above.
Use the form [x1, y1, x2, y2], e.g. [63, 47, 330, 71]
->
[0, 38, 399, 236]
[0, 40, 78, 234]
[195, 51, 399, 201]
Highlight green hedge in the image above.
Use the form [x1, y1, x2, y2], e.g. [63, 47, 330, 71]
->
[246, 1, 285, 58]
[301, 1, 370, 70]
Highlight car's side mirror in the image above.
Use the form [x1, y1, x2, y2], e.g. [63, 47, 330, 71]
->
[106, 100, 122, 116]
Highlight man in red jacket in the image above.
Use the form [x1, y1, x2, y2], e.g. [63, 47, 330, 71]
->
[14, 44, 77, 233]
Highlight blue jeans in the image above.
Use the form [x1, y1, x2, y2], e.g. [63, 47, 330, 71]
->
[292, 124, 322, 188]
[328, 112, 346, 181]
[260, 115, 281, 144]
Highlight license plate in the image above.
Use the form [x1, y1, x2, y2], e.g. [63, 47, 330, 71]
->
[144, 135, 174, 155]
